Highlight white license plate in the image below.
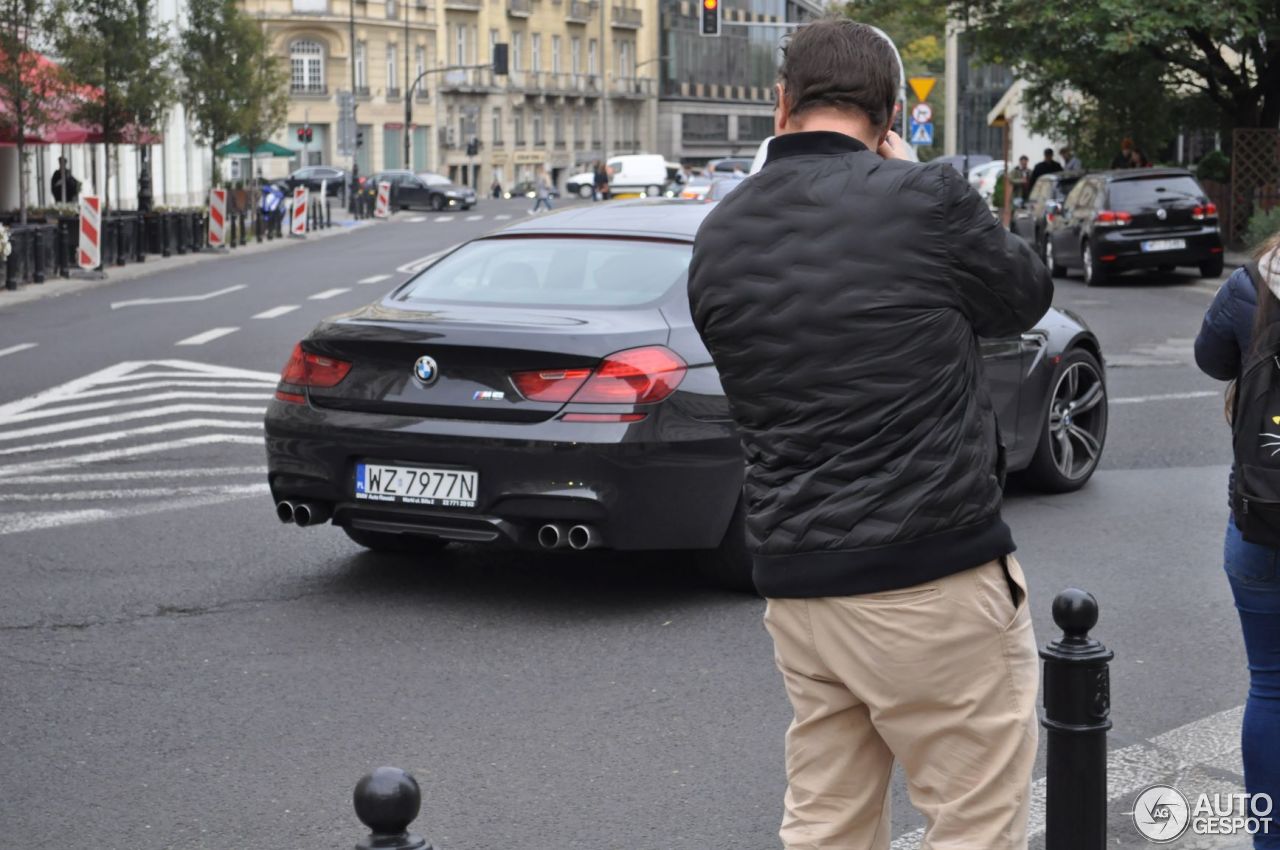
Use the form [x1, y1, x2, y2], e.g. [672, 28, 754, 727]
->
[1142, 238, 1186, 252]
[355, 462, 477, 508]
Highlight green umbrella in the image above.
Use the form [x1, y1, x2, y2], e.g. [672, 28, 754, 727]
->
[216, 137, 296, 158]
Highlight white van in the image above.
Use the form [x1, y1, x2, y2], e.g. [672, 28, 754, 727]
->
[604, 154, 668, 196]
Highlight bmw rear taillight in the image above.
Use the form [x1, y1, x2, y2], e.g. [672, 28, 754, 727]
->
[1095, 210, 1132, 226]
[510, 346, 687, 405]
[275, 342, 352, 403]
[1193, 203, 1218, 221]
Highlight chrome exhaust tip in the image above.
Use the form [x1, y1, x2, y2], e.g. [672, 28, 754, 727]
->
[275, 501, 296, 524]
[567, 524, 601, 551]
[537, 523, 568, 549]
[293, 502, 332, 527]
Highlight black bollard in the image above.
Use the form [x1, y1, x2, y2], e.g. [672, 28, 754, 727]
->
[240, 212, 247, 246]
[1041, 588, 1113, 850]
[32, 228, 45, 283]
[352, 767, 431, 850]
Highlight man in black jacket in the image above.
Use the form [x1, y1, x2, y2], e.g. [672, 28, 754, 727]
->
[688, 18, 1053, 850]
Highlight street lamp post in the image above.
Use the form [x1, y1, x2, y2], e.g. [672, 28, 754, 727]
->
[348, 0, 359, 208]
[403, 0, 412, 170]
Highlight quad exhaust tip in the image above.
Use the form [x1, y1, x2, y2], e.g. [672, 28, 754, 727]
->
[293, 502, 332, 527]
[567, 524, 601, 551]
[537, 523, 568, 549]
[276, 501, 296, 524]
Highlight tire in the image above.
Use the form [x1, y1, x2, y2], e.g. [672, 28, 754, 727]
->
[1043, 236, 1066, 277]
[1022, 348, 1108, 493]
[647, 185, 662, 197]
[1082, 240, 1107, 287]
[430, 194, 445, 212]
[1199, 256, 1225, 278]
[695, 497, 758, 594]
[578, 184, 594, 199]
[343, 525, 450, 555]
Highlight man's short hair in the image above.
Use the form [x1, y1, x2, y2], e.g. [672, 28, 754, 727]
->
[778, 18, 899, 130]
[1044, 148, 1055, 156]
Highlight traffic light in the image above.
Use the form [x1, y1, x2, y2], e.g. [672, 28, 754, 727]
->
[297, 126, 314, 143]
[699, 0, 720, 36]
[355, 130, 364, 148]
[492, 43, 509, 76]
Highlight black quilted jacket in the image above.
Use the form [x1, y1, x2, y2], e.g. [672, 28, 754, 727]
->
[688, 131, 1054, 598]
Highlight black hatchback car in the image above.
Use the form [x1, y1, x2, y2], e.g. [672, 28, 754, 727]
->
[1011, 171, 1083, 260]
[372, 170, 477, 211]
[265, 201, 1108, 591]
[286, 165, 348, 197]
[1043, 168, 1224, 285]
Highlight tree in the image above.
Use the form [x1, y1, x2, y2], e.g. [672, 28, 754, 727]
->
[955, 0, 1280, 143]
[52, 0, 175, 212]
[0, 0, 64, 223]
[233, 23, 289, 184]
[181, 0, 284, 189]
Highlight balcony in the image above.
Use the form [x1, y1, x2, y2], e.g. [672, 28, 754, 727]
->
[443, 0, 481, 10]
[507, 0, 531, 15]
[386, 86, 402, 99]
[566, 0, 592, 22]
[609, 76, 654, 99]
[291, 83, 330, 97]
[610, 5, 641, 27]
[354, 85, 371, 97]
[440, 67, 496, 92]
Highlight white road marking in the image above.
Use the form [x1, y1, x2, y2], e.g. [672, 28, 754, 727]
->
[466, 214, 483, 221]
[494, 214, 512, 220]
[0, 434, 263, 479]
[888, 705, 1245, 850]
[57, 381, 274, 402]
[175, 327, 239, 346]
[434, 215, 452, 222]
[0, 466, 263, 485]
[408, 216, 426, 223]
[111, 284, 246, 310]
[0, 482, 271, 502]
[308, 287, 350, 300]
[358, 274, 391, 284]
[1111, 391, 1220, 405]
[0, 484, 272, 536]
[253, 305, 300, 319]
[0, 391, 272, 425]
[0, 343, 38, 358]
[0, 418, 262, 457]
[0, 402, 268, 441]
[396, 246, 461, 275]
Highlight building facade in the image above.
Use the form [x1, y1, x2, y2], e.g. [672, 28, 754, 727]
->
[943, 26, 1013, 160]
[243, 0, 659, 190]
[656, 0, 819, 165]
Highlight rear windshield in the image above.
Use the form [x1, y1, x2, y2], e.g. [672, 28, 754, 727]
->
[396, 237, 692, 307]
[1109, 175, 1204, 209]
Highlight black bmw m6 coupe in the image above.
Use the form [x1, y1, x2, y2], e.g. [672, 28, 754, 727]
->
[265, 200, 1108, 590]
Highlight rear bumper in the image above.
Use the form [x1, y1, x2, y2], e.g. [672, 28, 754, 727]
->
[264, 399, 743, 551]
[1093, 226, 1223, 269]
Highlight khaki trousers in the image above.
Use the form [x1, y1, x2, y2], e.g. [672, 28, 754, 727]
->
[762, 557, 1040, 850]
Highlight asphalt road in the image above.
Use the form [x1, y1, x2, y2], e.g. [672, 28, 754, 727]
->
[0, 198, 1256, 849]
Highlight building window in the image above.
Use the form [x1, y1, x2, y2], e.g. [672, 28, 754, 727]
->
[531, 33, 541, 73]
[355, 40, 367, 91]
[290, 39, 325, 93]
[513, 107, 525, 144]
[571, 36, 581, 75]
[386, 0, 398, 17]
[553, 109, 564, 146]
[591, 112, 600, 145]
[415, 45, 425, 81]
[738, 114, 773, 142]
[384, 126, 403, 169]
[572, 108, 583, 146]
[292, 0, 326, 11]
[492, 107, 503, 144]
[587, 39, 597, 75]
[617, 39, 631, 78]
[551, 35, 561, 74]
[512, 32, 523, 72]
[455, 24, 466, 66]
[489, 28, 498, 62]
[387, 43, 399, 93]
[682, 113, 728, 143]
[532, 109, 543, 145]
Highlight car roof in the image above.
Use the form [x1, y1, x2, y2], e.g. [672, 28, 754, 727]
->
[496, 199, 711, 241]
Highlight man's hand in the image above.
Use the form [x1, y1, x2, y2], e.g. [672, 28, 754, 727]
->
[878, 130, 913, 161]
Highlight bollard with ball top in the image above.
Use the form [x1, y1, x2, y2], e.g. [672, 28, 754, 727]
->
[1041, 588, 1113, 850]
[352, 766, 432, 850]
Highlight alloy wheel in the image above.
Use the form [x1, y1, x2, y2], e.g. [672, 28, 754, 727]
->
[1046, 360, 1106, 480]
[1082, 243, 1094, 285]
[1044, 239, 1055, 274]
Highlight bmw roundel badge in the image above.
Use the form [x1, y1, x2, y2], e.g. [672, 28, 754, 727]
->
[413, 355, 439, 386]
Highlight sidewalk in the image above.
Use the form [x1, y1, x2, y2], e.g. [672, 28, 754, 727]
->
[1, 210, 372, 308]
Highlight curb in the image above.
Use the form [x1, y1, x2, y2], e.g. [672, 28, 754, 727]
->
[0, 217, 373, 308]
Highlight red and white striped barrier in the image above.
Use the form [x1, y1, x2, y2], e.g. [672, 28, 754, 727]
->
[374, 180, 391, 219]
[291, 186, 308, 236]
[208, 188, 227, 248]
[77, 195, 101, 270]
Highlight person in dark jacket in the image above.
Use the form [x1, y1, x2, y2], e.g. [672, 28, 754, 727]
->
[1029, 147, 1062, 190]
[50, 156, 80, 204]
[1194, 237, 1280, 850]
[688, 18, 1053, 850]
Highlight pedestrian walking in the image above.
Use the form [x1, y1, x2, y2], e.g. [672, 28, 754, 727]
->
[1111, 138, 1134, 169]
[1194, 234, 1280, 850]
[490, 177, 503, 199]
[50, 156, 80, 205]
[593, 161, 609, 202]
[531, 170, 554, 213]
[1010, 154, 1032, 201]
[1029, 147, 1063, 191]
[1060, 146, 1082, 171]
[687, 18, 1053, 850]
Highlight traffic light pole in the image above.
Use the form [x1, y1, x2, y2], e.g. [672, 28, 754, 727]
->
[405, 55, 508, 178]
